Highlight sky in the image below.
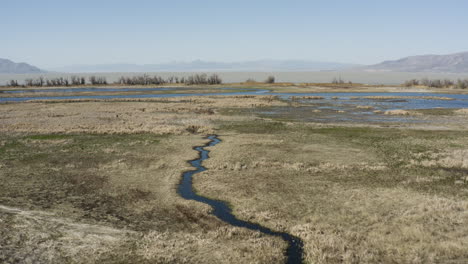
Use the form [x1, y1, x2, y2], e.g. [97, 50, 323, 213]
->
[2, 0, 468, 68]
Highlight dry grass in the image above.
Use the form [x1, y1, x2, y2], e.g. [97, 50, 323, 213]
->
[356, 105, 374, 110]
[1, 94, 468, 263]
[0, 204, 132, 263]
[362, 96, 455, 101]
[0, 88, 242, 98]
[455, 108, 468, 115]
[409, 149, 468, 169]
[384, 109, 413, 116]
[0, 96, 285, 135]
[195, 123, 468, 264]
[0, 132, 285, 263]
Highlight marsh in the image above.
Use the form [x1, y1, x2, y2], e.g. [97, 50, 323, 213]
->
[1, 85, 468, 264]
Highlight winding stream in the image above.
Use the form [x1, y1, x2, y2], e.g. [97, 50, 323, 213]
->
[178, 135, 304, 264]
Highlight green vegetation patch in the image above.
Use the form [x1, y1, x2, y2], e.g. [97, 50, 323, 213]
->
[0, 133, 167, 230]
[413, 108, 456, 115]
[25, 134, 74, 140]
[220, 120, 287, 134]
[219, 119, 468, 195]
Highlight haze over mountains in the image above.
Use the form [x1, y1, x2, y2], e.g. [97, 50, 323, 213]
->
[0, 58, 44, 74]
[362, 52, 468, 73]
[49, 60, 357, 73]
[2, 51, 468, 74]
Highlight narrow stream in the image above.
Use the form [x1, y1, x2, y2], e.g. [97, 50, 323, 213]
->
[178, 135, 304, 264]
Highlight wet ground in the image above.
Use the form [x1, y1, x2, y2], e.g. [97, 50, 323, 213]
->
[255, 93, 468, 124]
[0, 87, 257, 94]
[1, 88, 467, 125]
[178, 135, 303, 264]
[273, 92, 468, 109]
[0, 88, 268, 102]
[233, 92, 468, 124]
[255, 105, 421, 124]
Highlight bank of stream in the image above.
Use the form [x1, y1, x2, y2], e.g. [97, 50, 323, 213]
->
[178, 135, 304, 264]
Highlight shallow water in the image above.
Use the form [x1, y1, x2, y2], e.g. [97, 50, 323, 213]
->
[1, 89, 468, 109]
[1, 90, 467, 124]
[178, 135, 304, 264]
[272, 92, 468, 110]
[1, 86, 247, 94]
[0, 88, 269, 102]
[2, 87, 174, 93]
[257, 106, 424, 124]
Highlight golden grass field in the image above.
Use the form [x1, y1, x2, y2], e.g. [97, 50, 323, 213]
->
[1, 86, 468, 263]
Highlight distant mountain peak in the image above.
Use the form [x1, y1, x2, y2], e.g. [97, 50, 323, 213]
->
[363, 52, 468, 73]
[0, 58, 44, 74]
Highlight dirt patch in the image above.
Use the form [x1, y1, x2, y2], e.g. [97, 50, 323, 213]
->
[455, 108, 468, 115]
[384, 109, 419, 116]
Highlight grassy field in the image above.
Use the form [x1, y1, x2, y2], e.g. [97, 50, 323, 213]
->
[0, 133, 285, 263]
[1, 93, 467, 263]
[197, 121, 468, 263]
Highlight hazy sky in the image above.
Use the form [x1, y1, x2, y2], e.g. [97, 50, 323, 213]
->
[2, 0, 468, 68]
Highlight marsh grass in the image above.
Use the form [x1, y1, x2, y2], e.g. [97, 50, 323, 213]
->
[197, 121, 468, 263]
[413, 108, 456, 115]
[220, 120, 287, 134]
[0, 133, 285, 263]
[2, 94, 468, 263]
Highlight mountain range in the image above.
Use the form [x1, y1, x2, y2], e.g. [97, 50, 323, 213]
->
[2, 51, 468, 74]
[48, 60, 357, 73]
[362, 52, 468, 73]
[0, 58, 44, 74]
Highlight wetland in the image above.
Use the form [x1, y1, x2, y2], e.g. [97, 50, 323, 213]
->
[1, 84, 468, 263]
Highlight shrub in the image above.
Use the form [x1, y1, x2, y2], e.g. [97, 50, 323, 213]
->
[403, 78, 461, 88]
[89, 76, 107, 85]
[404, 79, 419, 87]
[265, 76, 275, 84]
[8, 80, 19, 87]
[332, 77, 345, 84]
[456, 79, 468, 89]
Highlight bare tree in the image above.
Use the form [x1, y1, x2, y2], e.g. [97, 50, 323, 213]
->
[8, 80, 19, 87]
[25, 79, 34, 86]
[113, 74, 222, 86]
[404, 79, 419, 87]
[208, 74, 222, 85]
[71, 76, 81, 85]
[89, 76, 107, 85]
[265, 76, 275, 84]
[457, 79, 468, 89]
[406, 78, 456, 88]
[332, 77, 345, 84]
[442, 79, 454, 87]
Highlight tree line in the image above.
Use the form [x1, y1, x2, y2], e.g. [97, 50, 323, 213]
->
[6, 76, 107, 87]
[404, 78, 468, 89]
[117, 74, 222, 85]
[4, 74, 222, 87]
